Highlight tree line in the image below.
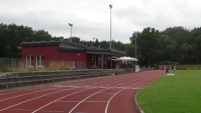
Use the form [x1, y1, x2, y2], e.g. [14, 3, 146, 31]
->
[129, 26, 201, 66]
[1, 23, 201, 66]
[0, 23, 125, 58]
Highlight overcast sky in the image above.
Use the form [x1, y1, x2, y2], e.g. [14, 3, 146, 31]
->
[1, 0, 201, 43]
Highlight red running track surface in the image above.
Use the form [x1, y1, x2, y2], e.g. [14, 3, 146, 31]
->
[0, 70, 164, 113]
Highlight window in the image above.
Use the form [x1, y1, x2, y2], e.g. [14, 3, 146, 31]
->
[26, 56, 34, 67]
[36, 56, 44, 67]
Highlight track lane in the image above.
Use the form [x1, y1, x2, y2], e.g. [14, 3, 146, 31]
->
[1, 72, 141, 112]
[35, 71, 162, 113]
[32, 73, 148, 113]
[0, 70, 164, 113]
[105, 71, 164, 113]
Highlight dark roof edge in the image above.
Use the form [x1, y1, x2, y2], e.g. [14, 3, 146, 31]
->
[20, 41, 61, 46]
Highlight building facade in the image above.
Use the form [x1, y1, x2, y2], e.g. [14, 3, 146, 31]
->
[20, 41, 125, 69]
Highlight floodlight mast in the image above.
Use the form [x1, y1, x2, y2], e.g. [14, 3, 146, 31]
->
[109, 4, 113, 69]
[68, 23, 73, 42]
[109, 4, 112, 49]
[135, 34, 137, 66]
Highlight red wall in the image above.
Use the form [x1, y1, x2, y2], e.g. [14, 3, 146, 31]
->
[22, 45, 89, 67]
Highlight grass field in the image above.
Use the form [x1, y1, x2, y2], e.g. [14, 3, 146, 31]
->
[137, 70, 201, 113]
[180, 64, 201, 70]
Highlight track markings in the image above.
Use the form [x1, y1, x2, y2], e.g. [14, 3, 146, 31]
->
[10, 108, 31, 111]
[56, 100, 107, 103]
[104, 74, 161, 113]
[43, 110, 65, 112]
[0, 71, 164, 113]
[53, 85, 141, 90]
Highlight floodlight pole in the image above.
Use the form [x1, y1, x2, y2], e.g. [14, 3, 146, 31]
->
[68, 23, 73, 42]
[109, 4, 113, 69]
[109, 4, 112, 49]
[135, 35, 137, 66]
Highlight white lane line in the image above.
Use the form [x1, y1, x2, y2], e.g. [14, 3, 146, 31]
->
[4, 72, 144, 112]
[104, 74, 159, 113]
[0, 88, 76, 112]
[10, 108, 31, 111]
[43, 110, 65, 112]
[0, 86, 53, 96]
[53, 85, 140, 90]
[56, 101, 107, 103]
[68, 89, 106, 113]
[31, 88, 100, 113]
[32, 75, 139, 113]
[0, 88, 58, 102]
[68, 75, 150, 113]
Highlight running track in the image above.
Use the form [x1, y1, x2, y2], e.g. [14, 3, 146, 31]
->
[0, 70, 164, 113]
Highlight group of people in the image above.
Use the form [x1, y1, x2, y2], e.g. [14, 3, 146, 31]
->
[165, 65, 176, 74]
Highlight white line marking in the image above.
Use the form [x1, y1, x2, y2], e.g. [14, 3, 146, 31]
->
[56, 100, 107, 103]
[10, 108, 31, 111]
[31, 75, 139, 112]
[1, 71, 155, 113]
[31, 88, 96, 113]
[0, 89, 73, 112]
[43, 110, 65, 112]
[69, 75, 150, 113]
[104, 75, 159, 113]
[0, 88, 58, 102]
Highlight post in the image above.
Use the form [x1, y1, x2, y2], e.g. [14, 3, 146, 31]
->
[101, 54, 104, 69]
[111, 56, 113, 69]
[6, 72, 9, 89]
[52, 71, 54, 84]
[68, 23, 73, 42]
[109, 4, 112, 49]
[135, 35, 137, 66]
[32, 71, 35, 87]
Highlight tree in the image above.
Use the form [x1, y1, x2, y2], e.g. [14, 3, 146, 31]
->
[94, 38, 99, 47]
[130, 27, 161, 66]
[158, 35, 176, 62]
[0, 23, 54, 58]
[125, 43, 135, 57]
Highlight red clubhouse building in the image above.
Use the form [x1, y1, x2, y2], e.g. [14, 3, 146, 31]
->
[20, 41, 125, 69]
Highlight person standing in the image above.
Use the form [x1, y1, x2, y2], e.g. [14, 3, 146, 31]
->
[165, 66, 169, 74]
[173, 65, 176, 73]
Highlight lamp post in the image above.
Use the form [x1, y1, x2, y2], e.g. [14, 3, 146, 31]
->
[109, 4, 113, 69]
[109, 4, 112, 49]
[68, 23, 73, 42]
[135, 34, 137, 66]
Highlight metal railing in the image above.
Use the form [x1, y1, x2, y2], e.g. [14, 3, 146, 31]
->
[0, 69, 132, 89]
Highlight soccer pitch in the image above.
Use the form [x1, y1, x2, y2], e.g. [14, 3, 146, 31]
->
[137, 70, 201, 113]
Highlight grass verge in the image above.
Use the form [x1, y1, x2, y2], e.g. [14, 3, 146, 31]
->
[180, 64, 201, 70]
[137, 70, 201, 113]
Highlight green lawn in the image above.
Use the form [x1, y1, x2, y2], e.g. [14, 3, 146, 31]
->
[180, 64, 201, 70]
[137, 70, 201, 113]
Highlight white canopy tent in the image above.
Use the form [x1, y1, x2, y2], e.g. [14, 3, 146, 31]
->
[113, 56, 139, 72]
[116, 56, 138, 62]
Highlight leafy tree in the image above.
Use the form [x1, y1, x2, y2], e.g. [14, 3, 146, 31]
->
[94, 38, 99, 47]
[125, 43, 135, 57]
[0, 23, 53, 58]
[130, 27, 161, 66]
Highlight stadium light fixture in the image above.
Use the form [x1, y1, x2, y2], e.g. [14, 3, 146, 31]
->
[109, 4, 112, 49]
[68, 23, 73, 42]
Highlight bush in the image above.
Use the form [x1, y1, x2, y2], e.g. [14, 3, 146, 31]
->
[160, 61, 172, 65]
[160, 61, 180, 66]
[179, 66, 186, 70]
[1, 67, 11, 72]
[0, 59, 9, 72]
